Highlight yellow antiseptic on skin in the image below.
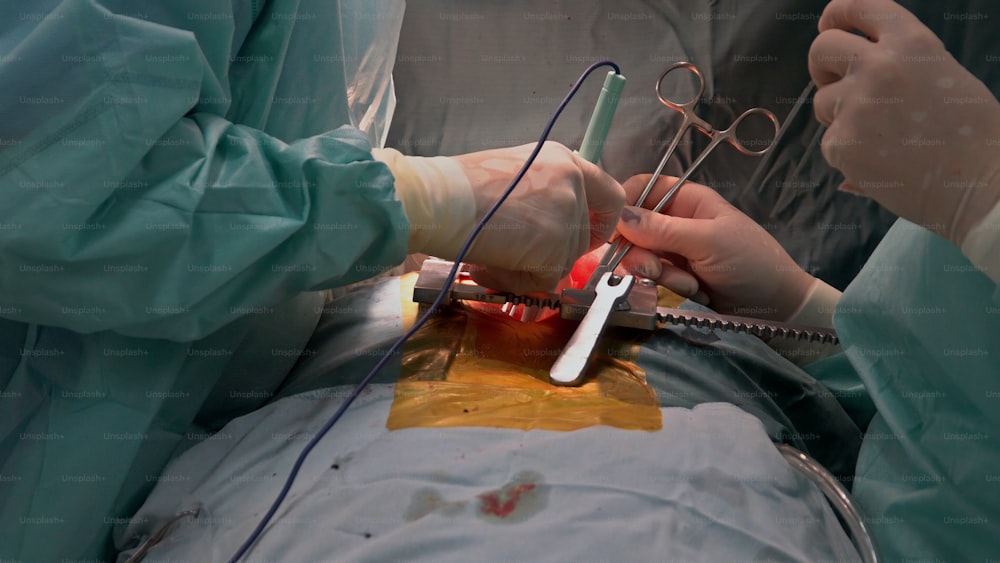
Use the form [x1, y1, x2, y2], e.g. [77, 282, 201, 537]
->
[388, 274, 662, 432]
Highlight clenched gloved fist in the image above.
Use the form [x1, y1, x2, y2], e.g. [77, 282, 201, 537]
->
[375, 142, 624, 294]
[809, 0, 1000, 247]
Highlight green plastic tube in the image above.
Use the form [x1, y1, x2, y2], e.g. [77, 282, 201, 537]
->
[578, 70, 627, 163]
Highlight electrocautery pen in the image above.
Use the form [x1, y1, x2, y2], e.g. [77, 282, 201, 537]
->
[578, 70, 627, 163]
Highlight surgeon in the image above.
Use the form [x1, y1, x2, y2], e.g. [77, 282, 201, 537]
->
[0, 1, 624, 560]
[615, 0, 1000, 560]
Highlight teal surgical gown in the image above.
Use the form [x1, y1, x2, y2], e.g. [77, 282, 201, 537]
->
[810, 219, 1000, 561]
[0, 0, 408, 560]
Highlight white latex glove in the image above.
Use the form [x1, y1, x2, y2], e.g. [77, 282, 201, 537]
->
[809, 0, 1000, 247]
[614, 175, 816, 322]
[569, 242, 703, 301]
[374, 142, 624, 294]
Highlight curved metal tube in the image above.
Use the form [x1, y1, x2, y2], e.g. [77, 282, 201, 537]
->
[776, 443, 879, 563]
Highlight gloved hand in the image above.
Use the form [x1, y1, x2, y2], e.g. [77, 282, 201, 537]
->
[809, 0, 1000, 247]
[374, 142, 624, 294]
[568, 240, 705, 301]
[613, 175, 818, 322]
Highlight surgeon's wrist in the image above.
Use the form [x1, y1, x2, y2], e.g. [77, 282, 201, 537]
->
[948, 161, 1000, 246]
[372, 148, 476, 258]
[763, 277, 842, 366]
[960, 198, 1000, 284]
[784, 277, 842, 330]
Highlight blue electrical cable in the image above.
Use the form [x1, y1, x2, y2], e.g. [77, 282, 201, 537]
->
[227, 60, 621, 563]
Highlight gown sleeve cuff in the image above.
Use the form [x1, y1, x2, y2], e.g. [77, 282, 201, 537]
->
[786, 277, 842, 330]
[372, 148, 476, 257]
[960, 199, 1000, 286]
[766, 277, 843, 366]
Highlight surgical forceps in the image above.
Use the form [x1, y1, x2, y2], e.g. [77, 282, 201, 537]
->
[588, 62, 781, 288]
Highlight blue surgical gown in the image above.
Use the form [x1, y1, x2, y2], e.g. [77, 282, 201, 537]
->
[811, 219, 1000, 561]
[0, 0, 408, 560]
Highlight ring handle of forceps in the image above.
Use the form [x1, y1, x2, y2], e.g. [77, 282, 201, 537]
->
[655, 62, 782, 157]
[596, 70, 782, 277]
[599, 110, 781, 274]
[628, 64, 781, 212]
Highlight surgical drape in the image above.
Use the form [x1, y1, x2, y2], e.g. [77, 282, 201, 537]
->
[0, 0, 407, 560]
[832, 220, 1000, 561]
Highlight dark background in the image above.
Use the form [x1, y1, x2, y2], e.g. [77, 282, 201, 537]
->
[386, 0, 1000, 290]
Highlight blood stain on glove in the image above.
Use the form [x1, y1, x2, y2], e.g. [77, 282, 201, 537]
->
[476, 470, 548, 523]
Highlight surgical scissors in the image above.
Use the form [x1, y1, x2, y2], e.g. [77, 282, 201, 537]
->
[588, 62, 781, 288]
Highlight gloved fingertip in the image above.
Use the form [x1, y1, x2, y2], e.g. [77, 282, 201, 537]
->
[671, 279, 699, 298]
[656, 268, 699, 298]
[691, 291, 711, 306]
[590, 222, 617, 248]
[682, 281, 700, 298]
[622, 250, 663, 282]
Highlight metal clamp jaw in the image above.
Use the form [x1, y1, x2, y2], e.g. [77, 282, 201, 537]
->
[412, 259, 658, 387]
[560, 278, 658, 330]
[550, 272, 636, 386]
[413, 259, 659, 330]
